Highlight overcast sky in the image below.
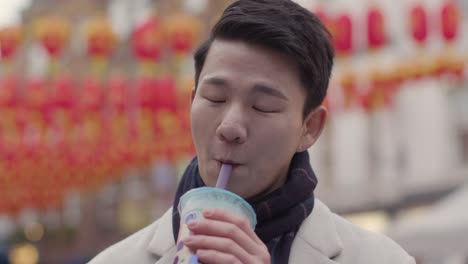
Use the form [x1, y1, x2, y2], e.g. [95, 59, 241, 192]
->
[0, 0, 32, 27]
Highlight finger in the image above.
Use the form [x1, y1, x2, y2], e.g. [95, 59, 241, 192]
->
[188, 218, 259, 255]
[196, 249, 242, 264]
[184, 235, 251, 263]
[202, 208, 263, 244]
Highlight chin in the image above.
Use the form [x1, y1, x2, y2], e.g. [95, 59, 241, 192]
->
[225, 180, 253, 198]
[226, 187, 248, 198]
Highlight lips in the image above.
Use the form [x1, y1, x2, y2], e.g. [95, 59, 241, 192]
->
[216, 159, 241, 166]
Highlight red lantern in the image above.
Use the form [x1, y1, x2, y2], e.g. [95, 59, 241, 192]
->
[136, 76, 177, 112]
[34, 16, 70, 57]
[410, 4, 428, 45]
[108, 75, 128, 112]
[77, 78, 105, 147]
[24, 79, 48, 111]
[136, 77, 158, 109]
[0, 26, 22, 60]
[367, 7, 387, 49]
[22, 79, 48, 155]
[155, 76, 177, 112]
[85, 17, 116, 58]
[163, 13, 201, 54]
[132, 17, 163, 61]
[0, 76, 18, 161]
[0, 75, 18, 108]
[49, 76, 76, 145]
[80, 77, 104, 112]
[440, 1, 460, 42]
[107, 76, 130, 166]
[51, 75, 75, 109]
[332, 14, 353, 56]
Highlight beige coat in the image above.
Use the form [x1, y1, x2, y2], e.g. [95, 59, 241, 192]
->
[89, 200, 415, 264]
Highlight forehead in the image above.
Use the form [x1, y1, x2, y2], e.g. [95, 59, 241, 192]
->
[199, 39, 303, 93]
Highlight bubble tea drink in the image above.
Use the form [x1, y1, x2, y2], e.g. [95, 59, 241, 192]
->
[173, 164, 257, 264]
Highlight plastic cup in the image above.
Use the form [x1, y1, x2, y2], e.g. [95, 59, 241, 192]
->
[173, 187, 257, 264]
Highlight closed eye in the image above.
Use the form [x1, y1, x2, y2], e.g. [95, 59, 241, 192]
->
[252, 106, 280, 113]
[206, 98, 226, 103]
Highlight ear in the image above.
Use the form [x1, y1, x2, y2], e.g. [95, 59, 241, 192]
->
[296, 106, 327, 152]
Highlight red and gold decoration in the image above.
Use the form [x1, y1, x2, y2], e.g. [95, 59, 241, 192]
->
[84, 16, 116, 76]
[132, 16, 163, 62]
[163, 12, 202, 78]
[409, 4, 428, 45]
[0, 26, 22, 62]
[1, 5, 466, 217]
[406, 4, 430, 81]
[132, 15, 165, 81]
[440, 0, 460, 43]
[163, 13, 201, 56]
[367, 6, 387, 50]
[84, 17, 116, 59]
[34, 15, 71, 78]
[331, 13, 353, 57]
[435, 0, 464, 79]
[34, 16, 70, 58]
[369, 70, 398, 111]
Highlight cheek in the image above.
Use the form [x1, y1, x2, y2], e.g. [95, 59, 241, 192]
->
[190, 101, 207, 132]
[190, 101, 216, 148]
[249, 117, 303, 171]
[254, 117, 302, 149]
[259, 121, 302, 168]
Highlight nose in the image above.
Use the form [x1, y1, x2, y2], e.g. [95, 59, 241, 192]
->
[216, 107, 247, 144]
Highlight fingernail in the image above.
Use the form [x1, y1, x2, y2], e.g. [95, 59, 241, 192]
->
[203, 209, 213, 216]
[188, 221, 197, 228]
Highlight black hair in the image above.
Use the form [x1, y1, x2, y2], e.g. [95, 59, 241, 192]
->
[193, 0, 335, 117]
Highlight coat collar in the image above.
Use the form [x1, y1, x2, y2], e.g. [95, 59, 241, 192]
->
[147, 209, 175, 257]
[146, 199, 343, 261]
[293, 200, 343, 259]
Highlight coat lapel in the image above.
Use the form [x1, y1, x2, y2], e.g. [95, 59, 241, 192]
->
[146, 209, 177, 263]
[153, 247, 177, 264]
[289, 199, 343, 263]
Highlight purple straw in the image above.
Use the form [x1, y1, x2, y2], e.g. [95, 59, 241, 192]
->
[215, 163, 233, 189]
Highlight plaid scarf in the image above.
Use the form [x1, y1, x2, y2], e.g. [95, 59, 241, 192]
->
[172, 151, 317, 264]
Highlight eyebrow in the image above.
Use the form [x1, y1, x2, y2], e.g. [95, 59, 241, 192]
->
[252, 84, 288, 101]
[202, 76, 288, 101]
[201, 76, 228, 87]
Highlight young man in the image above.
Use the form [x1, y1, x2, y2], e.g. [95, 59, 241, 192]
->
[90, 0, 415, 263]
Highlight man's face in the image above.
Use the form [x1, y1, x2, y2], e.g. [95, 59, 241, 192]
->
[191, 39, 320, 198]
